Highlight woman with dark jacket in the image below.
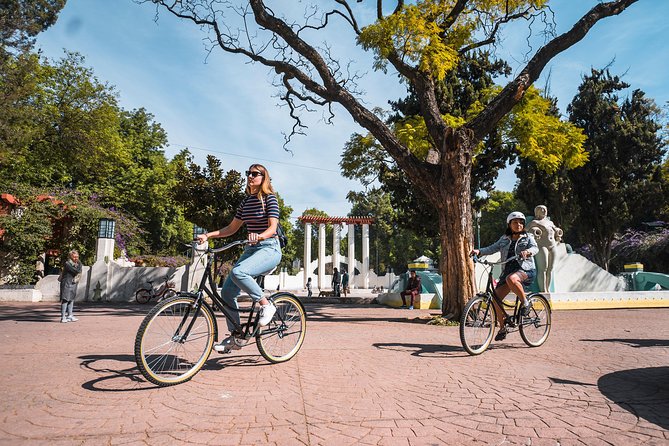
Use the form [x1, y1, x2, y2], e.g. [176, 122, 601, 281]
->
[60, 250, 82, 323]
[471, 211, 538, 340]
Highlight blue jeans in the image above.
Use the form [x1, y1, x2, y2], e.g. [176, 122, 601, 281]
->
[221, 238, 281, 332]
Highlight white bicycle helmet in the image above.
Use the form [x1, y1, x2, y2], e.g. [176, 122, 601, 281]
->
[506, 211, 526, 224]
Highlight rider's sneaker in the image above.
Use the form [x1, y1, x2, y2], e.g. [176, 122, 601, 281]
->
[521, 302, 532, 317]
[213, 336, 242, 354]
[67, 316, 78, 322]
[60, 318, 69, 323]
[258, 302, 277, 326]
[494, 328, 508, 341]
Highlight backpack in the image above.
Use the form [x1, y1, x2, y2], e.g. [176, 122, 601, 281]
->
[276, 223, 288, 249]
[260, 194, 288, 249]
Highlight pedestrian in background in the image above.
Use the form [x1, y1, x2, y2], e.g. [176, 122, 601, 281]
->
[306, 277, 313, 297]
[341, 269, 349, 297]
[332, 267, 341, 297]
[59, 250, 82, 323]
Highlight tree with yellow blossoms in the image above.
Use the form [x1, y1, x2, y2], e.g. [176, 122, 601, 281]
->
[142, 0, 641, 318]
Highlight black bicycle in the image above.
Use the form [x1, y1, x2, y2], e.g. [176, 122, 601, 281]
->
[134, 240, 307, 386]
[460, 255, 551, 355]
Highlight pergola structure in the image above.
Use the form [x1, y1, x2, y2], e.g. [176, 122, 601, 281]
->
[298, 215, 374, 290]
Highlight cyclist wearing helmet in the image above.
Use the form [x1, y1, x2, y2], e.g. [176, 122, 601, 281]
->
[471, 211, 538, 340]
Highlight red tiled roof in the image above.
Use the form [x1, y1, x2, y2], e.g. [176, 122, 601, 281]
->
[298, 215, 375, 224]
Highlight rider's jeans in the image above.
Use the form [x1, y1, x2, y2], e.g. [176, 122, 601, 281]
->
[221, 238, 282, 332]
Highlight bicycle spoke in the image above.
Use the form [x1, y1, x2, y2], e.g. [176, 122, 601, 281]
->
[135, 297, 216, 386]
[256, 295, 306, 363]
[460, 295, 495, 355]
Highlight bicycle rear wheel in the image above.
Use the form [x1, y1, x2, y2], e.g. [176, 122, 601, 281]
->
[135, 289, 151, 304]
[256, 293, 306, 363]
[134, 295, 217, 386]
[520, 294, 551, 347]
[460, 294, 496, 355]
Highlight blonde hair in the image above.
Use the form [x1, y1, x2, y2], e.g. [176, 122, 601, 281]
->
[245, 164, 275, 200]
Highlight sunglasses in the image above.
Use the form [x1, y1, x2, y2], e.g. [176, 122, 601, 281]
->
[245, 171, 264, 178]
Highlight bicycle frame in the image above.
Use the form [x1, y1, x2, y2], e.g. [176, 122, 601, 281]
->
[474, 255, 525, 327]
[474, 255, 550, 330]
[179, 241, 295, 343]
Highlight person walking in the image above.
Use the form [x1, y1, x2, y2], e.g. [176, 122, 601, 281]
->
[306, 277, 313, 297]
[332, 267, 341, 297]
[196, 163, 282, 353]
[341, 269, 349, 297]
[59, 250, 82, 323]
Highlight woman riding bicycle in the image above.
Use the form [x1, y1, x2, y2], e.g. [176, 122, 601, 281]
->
[196, 163, 282, 353]
[470, 211, 538, 341]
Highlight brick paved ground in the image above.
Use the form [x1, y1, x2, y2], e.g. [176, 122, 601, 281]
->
[0, 301, 668, 445]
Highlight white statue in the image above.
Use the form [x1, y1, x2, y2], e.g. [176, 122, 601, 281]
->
[527, 205, 563, 292]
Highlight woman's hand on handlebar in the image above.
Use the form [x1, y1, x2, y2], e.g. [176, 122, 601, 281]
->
[519, 250, 532, 259]
[247, 232, 264, 245]
[196, 233, 208, 244]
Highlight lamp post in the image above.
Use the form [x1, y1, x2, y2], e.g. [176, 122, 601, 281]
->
[98, 218, 115, 239]
[96, 218, 116, 263]
[474, 210, 482, 250]
[192, 225, 207, 241]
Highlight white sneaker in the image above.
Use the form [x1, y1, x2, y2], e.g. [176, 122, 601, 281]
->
[213, 336, 242, 354]
[67, 316, 78, 322]
[258, 302, 276, 326]
[60, 318, 69, 323]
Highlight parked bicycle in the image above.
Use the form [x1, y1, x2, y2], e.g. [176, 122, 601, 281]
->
[135, 277, 177, 304]
[460, 255, 551, 355]
[134, 240, 307, 386]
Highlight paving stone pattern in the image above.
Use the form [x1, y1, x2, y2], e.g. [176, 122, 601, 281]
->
[0, 302, 668, 445]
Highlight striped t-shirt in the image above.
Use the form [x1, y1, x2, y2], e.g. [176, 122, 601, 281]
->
[234, 194, 280, 234]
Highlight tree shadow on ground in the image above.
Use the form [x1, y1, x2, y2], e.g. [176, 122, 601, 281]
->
[581, 338, 669, 348]
[306, 305, 447, 325]
[0, 303, 152, 322]
[373, 342, 468, 357]
[598, 367, 669, 430]
[78, 352, 266, 392]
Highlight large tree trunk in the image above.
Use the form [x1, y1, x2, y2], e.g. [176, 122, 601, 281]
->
[433, 130, 477, 320]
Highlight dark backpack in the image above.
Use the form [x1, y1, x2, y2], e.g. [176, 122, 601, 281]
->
[276, 223, 288, 249]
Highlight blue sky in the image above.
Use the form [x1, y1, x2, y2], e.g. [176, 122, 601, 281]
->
[36, 1, 669, 221]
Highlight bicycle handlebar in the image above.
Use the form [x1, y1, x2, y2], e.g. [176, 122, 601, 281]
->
[184, 239, 255, 254]
[471, 254, 519, 266]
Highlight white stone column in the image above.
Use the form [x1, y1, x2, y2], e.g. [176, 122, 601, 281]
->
[362, 223, 370, 289]
[332, 224, 341, 274]
[303, 222, 312, 288]
[347, 223, 355, 288]
[95, 238, 115, 264]
[318, 223, 326, 290]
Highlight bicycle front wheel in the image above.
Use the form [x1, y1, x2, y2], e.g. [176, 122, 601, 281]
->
[134, 295, 217, 386]
[135, 289, 151, 304]
[460, 294, 496, 355]
[520, 294, 551, 347]
[256, 293, 306, 363]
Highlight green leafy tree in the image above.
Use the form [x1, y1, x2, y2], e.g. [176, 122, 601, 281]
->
[106, 108, 190, 254]
[566, 69, 667, 270]
[143, 0, 641, 317]
[172, 151, 246, 232]
[1, 52, 126, 188]
[0, 0, 67, 54]
[0, 184, 144, 284]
